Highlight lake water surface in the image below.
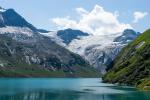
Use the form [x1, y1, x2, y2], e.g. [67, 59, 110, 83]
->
[0, 78, 150, 100]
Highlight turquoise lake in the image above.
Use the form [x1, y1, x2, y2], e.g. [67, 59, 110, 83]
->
[0, 78, 150, 100]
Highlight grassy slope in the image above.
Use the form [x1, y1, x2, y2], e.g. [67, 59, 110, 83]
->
[0, 56, 100, 78]
[0, 65, 100, 78]
[103, 29, 150, 91]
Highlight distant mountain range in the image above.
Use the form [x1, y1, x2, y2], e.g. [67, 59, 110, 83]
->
[44, 28, 140, 74]
[0, 7, 100, 77]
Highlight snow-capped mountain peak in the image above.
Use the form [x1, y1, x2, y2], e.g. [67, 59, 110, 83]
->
[114, 29, 140, 44]
[0, 8, 36, 31]
[42, 28, 140, 74]
[0, 7, 40, 40]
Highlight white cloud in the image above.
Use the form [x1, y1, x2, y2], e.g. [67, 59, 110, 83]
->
[52, 16, 77, 29]
[133, 11, 148, 23]
[52, 5, 132, 35]
[76, 7, 88, 15]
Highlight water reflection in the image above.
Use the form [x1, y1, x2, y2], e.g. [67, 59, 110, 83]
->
[1, 90, 150, 100]
[0, 78, 150, 100]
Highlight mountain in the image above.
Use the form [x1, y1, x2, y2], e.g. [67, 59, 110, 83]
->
[0, 7, 100, 77]
[0, 8, 36, 30]
[57, 28, 89, 44]
[103, 29, 150, 91]
[45, 29, 139, 74]
[0, 7, 38, 42]
[114, 29, 140, 44]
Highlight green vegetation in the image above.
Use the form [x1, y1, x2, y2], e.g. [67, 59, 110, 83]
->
[103, 29, 150, 91]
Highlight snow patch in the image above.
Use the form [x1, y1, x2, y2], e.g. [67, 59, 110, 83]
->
[0, 7, 6, 12]
[40, 31, 66, 46]
[0, 26, 34, 36]
[136, 41, 145, 49]
[25, 56, 31, 65]
[0, 63, 4, 67]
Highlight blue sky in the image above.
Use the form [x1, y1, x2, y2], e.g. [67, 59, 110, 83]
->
[0, 0, 150, 32]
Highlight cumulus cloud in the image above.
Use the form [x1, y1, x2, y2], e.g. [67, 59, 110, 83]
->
[133, 11, 148, 23]
[52, 5, 132, 35]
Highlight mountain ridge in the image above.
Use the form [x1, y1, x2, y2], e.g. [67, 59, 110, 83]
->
[44, 28, 139, 74]
[0, 7, 100, 77]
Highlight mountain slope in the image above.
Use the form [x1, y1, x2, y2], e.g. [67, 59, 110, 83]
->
[103, 29, 150, 90]
[114, 29, 140, 44]
[0, 34, 99, 77]
[0, 7, 100, 77]
[45, 29, 139, 74]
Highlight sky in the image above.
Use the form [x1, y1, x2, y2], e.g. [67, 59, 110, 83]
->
[0, 0, 150, 34]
